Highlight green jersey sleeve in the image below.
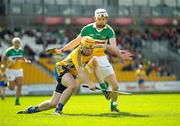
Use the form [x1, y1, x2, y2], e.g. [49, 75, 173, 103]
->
[80, 25, 89, 37]
[107, 25, 116, 39]
[5, 50, 10, 57]
[109, 30, 115, 38]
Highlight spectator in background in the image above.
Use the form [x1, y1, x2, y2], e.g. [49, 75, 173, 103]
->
[23, 44, 36, 61]
[146, 62, 155, 76]
[159, 65, 171, 77]
[132, 31, 142, 49]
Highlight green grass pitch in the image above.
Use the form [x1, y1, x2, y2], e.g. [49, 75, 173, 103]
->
[0, 94, 180, 126]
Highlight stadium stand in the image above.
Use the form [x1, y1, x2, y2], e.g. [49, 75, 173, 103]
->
[38, 57, 55, 72]
[37, 58, 176, 82]
[22, 63, 54, 84]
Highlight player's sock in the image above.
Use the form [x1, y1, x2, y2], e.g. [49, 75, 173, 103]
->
[26, 106, 40, 113]
[34, 106, 41, 112]
[99, 83, 108, 90]
[110, 101, 119, 112]
[99, 83, 111, 100]
[54, 103, 64, 114]
[15, 97, 20, 105]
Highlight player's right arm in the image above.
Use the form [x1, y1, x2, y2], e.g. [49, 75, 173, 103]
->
[1, 54, 8, 68]
[77, 67, 96, 91]
[63, 25, 89, 51]
[47, 35, 82, 55]
[47, 25, 87, 55]
[62, 35, 82, 51]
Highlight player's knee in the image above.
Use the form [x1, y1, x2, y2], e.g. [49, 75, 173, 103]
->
[50, 102, 58, 108]
[92, 57, 98, 67]
[8, 82, 16, 90]
[69, 84, 79, 91]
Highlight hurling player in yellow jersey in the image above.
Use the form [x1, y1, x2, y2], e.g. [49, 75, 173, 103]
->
[1, 37, 31, 105]
[49, 8, 133, 112]
[17, 36, 97, 114]
[17, 36, 127, 115]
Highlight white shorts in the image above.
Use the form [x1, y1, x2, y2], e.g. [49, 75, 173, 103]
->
[6, 69, 23, 81]
[94, 56, 115, 79]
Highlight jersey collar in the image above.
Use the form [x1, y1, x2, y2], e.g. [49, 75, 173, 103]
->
[12, 46, 21, 51]
[93, 23, 107, 32]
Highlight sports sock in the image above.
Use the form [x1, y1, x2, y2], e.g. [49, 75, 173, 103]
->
[55, 103, 64, 112]
[99, 83, 108, 90]
[15, 97, 20, 105]
[111, 101, 118, 109]
[34, 106, 41, 112]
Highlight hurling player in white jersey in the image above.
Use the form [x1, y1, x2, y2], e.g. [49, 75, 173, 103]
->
[1, 37, 31, 105]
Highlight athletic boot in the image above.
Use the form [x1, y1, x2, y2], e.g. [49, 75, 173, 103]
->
[53, 108, 63, 115]
[53, 103, 64, 115]
[17, 106, 40, 114]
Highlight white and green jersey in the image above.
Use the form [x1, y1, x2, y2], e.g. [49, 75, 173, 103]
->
[81, 23, 115, 45]
[5, 47, 25, 69]
[80, 23, 115, 56]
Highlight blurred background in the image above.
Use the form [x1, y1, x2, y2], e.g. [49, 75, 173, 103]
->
[0, 0, 180, 95]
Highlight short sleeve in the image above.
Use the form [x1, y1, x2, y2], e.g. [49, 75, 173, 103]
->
[108, 28, 116, 39]
[80, 25, 89, 37]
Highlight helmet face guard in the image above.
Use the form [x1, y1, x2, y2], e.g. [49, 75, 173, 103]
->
[94, 8, 108, 18]
[81, 36, 95, 49]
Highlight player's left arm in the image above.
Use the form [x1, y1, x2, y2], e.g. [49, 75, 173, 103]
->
[108, 38, 133, 61]
[22, 49, 31, 63]
[23, 58, 31, 63]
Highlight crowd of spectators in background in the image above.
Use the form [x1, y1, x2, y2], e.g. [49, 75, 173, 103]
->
[0, 26, 179, 77]
[115, 27, 180, 54]
[0, 26, 180, 55]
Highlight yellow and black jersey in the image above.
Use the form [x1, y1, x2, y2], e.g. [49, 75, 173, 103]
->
[55, 46, 93, 77]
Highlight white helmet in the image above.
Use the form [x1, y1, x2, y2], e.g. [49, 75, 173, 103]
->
[94, 8, 108, 18]
[12, 37, 21, 44]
